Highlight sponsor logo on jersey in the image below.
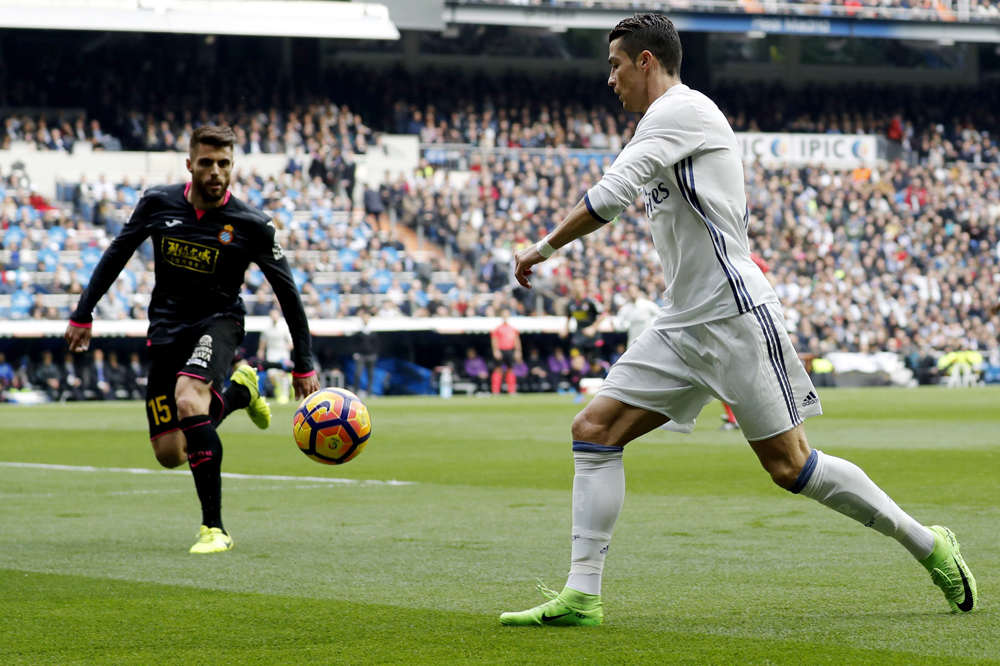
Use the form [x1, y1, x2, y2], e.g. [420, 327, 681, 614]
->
[165, 219, 183, 227]
[218, 224, 235, 245]
[642, 182, 670, 218]
[162, 237, 219, 274]
[185, 334, 213, 369]
[272, 241, 284, 260]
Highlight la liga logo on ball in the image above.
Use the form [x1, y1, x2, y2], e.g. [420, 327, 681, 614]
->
[293, 388, 371, 465]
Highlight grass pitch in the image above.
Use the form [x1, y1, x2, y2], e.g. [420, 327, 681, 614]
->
[1, 388, 999, 665]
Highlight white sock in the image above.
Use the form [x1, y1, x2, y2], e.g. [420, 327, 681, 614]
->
[565, 443, 625, 596]
[794, 449, 935, 560]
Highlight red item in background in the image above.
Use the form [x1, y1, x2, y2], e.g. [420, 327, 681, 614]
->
[750, 253, 771, 274]
[491, 323, 519, 351]
[29, 193, 57, 212]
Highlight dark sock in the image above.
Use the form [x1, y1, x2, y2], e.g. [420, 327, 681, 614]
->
[215, 382, 252, 425]
[181, 415, 224, 531]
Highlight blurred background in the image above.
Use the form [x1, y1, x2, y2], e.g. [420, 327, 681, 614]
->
[0, 0, 998, 401]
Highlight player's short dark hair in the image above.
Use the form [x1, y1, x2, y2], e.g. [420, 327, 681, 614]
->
[609, 13, 682, 77]
[190, 125, 236, 157]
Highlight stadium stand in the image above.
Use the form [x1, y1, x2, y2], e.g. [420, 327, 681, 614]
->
[2, 56, 999, 389]
[453, 0, 1000, 22]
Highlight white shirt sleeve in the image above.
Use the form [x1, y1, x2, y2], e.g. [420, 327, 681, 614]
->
[585, 97, 706, 223]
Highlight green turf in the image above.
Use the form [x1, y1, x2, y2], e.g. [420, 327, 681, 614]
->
[1, 388, 998, 665]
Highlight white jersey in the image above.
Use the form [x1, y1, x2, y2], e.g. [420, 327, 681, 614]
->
[616, 297, 660, 347]
[586, 84, 777, 329]
[262, 319, 293, 364]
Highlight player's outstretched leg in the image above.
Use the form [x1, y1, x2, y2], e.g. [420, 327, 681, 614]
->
[755, 427, 976, 613]
[229, 364, 271, 429]
[501, 398, 667, 627]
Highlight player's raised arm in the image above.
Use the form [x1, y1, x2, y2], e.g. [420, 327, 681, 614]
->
[253, 221, 319, 398]
[65, 196, 153, 351]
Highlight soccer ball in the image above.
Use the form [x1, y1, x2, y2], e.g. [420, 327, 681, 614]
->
[292, 388, 372, 465]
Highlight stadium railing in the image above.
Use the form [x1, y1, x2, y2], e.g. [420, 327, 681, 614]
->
[421, 132, 888, 171]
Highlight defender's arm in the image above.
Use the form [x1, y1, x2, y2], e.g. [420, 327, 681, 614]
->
[66, 197, 152, 351]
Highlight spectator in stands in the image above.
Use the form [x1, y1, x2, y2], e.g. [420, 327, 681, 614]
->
[85, 348, 114, 400]
[525, 346, 551, 392]
[60, 352, 84, 401]
[511, 350, 531, 393]
[548, 346, 571, 386]
[462, 346, 490, 393]
[125, 352, 148, 399]
[34, 351, 61, 402]
[0, 352, 13, 399]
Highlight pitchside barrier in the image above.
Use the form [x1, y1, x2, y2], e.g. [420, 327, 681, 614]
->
[3, 317, 994, 400]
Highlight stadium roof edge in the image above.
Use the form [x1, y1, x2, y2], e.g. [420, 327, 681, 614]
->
[0, 0, 400, 40]
[445, 4, 1000, 43]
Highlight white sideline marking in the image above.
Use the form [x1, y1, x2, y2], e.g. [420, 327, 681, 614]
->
[0, 462, 415, 486]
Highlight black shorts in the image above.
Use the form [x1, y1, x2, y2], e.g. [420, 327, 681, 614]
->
[498, 349, 515, 369]
[145, 317, 245, 440]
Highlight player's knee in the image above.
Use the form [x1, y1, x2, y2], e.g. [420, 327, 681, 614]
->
[571, 410, 615, 447]
[174, 386, 209, 419]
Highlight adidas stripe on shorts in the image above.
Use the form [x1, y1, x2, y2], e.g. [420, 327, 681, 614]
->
[597, 302, 822, 441]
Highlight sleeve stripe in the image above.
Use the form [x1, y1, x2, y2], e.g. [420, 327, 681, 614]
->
[292, 371, 316, 378]
[584, 193, 612, 225]
[68, 320, 92, 329]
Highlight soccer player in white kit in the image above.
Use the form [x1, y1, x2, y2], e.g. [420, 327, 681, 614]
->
[501, 13, 976, 626]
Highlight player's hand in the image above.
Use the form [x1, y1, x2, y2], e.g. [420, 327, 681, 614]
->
[292, 373, 321, 401]
[493, 350, 502, 361]
[64, 322, 92, 352]
[514, 245, 545, 289]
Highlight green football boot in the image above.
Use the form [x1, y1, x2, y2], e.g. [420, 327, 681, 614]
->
[230, 365, 271, 430]
[920, 526, 977, 613]
[500, 582, 603, 627]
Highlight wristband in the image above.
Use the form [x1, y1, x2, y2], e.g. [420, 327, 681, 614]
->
[535, 236, 556, 259]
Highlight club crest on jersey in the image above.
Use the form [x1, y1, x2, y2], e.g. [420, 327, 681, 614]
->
[218, 225, 235, 245]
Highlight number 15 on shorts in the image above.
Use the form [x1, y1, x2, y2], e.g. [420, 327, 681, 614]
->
[148, 395, 172, 426]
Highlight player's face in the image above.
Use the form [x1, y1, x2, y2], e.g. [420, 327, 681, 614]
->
[608, 39, 645, 113]
[187, 144, 233, 202]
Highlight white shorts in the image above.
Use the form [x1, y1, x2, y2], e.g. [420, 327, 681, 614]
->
[597, 302, 822, 442]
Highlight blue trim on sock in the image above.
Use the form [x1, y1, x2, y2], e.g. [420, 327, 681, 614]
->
[572, 440, 623, 453]
[789, 449, 818, 494]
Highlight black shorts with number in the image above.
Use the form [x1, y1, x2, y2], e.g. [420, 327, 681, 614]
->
[145, 317, 245, 440]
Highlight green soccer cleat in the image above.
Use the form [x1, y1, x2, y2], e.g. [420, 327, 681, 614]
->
[500, 582, 603, 627]
[920, 526, 977, 613]
[231, 365, 270, 430]
[189, 526, 234, 554]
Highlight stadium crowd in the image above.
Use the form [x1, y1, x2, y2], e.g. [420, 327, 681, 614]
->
[4, 77, 1000, 164]
[455, 0, 1000, 21]
[3, 75, 1000, 395]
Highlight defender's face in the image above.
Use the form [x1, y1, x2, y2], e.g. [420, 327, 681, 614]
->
[608, 39, 645, 112]
[187, 144, 233, 202]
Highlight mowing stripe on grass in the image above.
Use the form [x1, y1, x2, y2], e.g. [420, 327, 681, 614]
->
[0, 461, 414, 486]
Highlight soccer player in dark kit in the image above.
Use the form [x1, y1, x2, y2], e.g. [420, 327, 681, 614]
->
[64, 126, 320, 553]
